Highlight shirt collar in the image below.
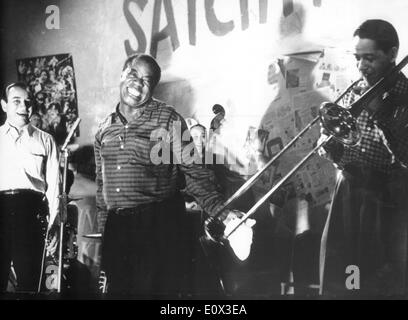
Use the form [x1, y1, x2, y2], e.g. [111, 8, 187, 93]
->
[355, 72, 408, 97]
[114, 103, 128, 125]
[114, 98, 158, 124]
[389, 72, 408, 96]
[4, 121, 34, 137]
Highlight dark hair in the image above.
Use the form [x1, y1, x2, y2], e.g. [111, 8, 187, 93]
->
[62, 99, 73, 108]
[190, 123, 206, 132]
[48, 102, 62, 113]
[353, 19, 399, 53]
[4, 82, 28, 101]
[122, 53, 161, 89]
[35, 91, 46, 99]
[40, 69, 49, 77]
[30, 112, 42, 119]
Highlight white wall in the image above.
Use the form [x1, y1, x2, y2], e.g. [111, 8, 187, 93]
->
[1, 0, 407, 146]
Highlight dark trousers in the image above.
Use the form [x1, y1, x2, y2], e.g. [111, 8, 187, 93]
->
[320, 168, 408, 296]
[101, 194, 190, 297]
[0, 191, 47, 293]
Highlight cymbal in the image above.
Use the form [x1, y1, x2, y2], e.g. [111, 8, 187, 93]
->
[82, 233, 102, 239]
[67, 197, 83, 203]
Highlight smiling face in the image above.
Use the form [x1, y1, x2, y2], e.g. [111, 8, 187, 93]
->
[120, 58, 157, 109]
[30, 113, 42, 128]
[40, 70, 48, 83]
[34, 67, 40, 77]
[190, 125, 206, 156]
[353, 37, 397, 86]
[1, 86, 31, 128]
[36, 92, 46, 105]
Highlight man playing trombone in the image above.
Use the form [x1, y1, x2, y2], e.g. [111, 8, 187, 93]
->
[319, 19, 408, 296]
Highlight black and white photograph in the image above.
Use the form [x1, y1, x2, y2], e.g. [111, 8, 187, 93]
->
[16, 53, 80, 146]
[0, 0, 408, 307]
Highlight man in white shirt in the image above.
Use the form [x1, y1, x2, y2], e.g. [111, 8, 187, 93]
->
[0, 82, 60, 293]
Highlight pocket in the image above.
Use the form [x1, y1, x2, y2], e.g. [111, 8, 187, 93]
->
[127, 137, 173, 178]
[100, 135, 122, 160]
[22, 152, 45, 174]
[128, 157, 173, 179]
[127, 136, 158, 165]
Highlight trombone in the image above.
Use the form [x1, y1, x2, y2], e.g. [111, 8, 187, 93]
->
[204, 55, 408, 243]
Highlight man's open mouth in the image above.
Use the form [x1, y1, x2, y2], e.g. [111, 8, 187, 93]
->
[127, 87, 141, 99]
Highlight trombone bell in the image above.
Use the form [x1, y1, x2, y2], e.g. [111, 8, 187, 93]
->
[319, 102, 361, 146]
[204, 216, 226, 244]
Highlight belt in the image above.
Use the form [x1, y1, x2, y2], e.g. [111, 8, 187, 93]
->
[342, 165, 392, 188]
[109, 194, 184, 216]
[0, 189, 43, 196]
[343, 164, 402, 179]
[344, 165, 384, 176]
[109, 203, 155, 216]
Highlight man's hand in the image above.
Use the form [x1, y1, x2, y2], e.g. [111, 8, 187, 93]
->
[204, 209, 256, 261]
[358, 84, 391, 116]
[317, 122, 334, 159]
[222, 209, 243, 226]
[366, 94, 388, 116]
[222, 210, 256, 261]
[185, 200, 201, 211]
[46, 225, 60, 256]
[316, 123, 344, 163]
[204, 210, 246, 243]
[317, 131, 331, 159]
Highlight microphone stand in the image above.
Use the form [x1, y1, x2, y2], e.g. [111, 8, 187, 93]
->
[57, 118, 81, 293]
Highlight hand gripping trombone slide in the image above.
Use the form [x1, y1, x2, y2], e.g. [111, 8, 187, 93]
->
[203, 55, 408, 244]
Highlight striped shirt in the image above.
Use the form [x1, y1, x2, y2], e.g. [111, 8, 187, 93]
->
[94, 99, 225, 231]
[325, 72, 408, 173]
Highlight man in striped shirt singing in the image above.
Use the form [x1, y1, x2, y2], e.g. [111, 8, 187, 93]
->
[94, 53, 243, 297]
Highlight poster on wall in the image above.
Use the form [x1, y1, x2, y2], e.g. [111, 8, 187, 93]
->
[16, 53, 79, 146]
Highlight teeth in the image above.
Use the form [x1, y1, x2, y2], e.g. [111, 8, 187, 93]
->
[128, 87, 141, 97]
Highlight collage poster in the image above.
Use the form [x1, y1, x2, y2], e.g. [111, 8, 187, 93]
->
[16, 53, 79, 146]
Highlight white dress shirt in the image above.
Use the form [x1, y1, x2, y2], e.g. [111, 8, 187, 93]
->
[0, 121, 60, 226]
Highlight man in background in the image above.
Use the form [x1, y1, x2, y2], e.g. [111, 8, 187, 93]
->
[0, 82, 60, 293]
